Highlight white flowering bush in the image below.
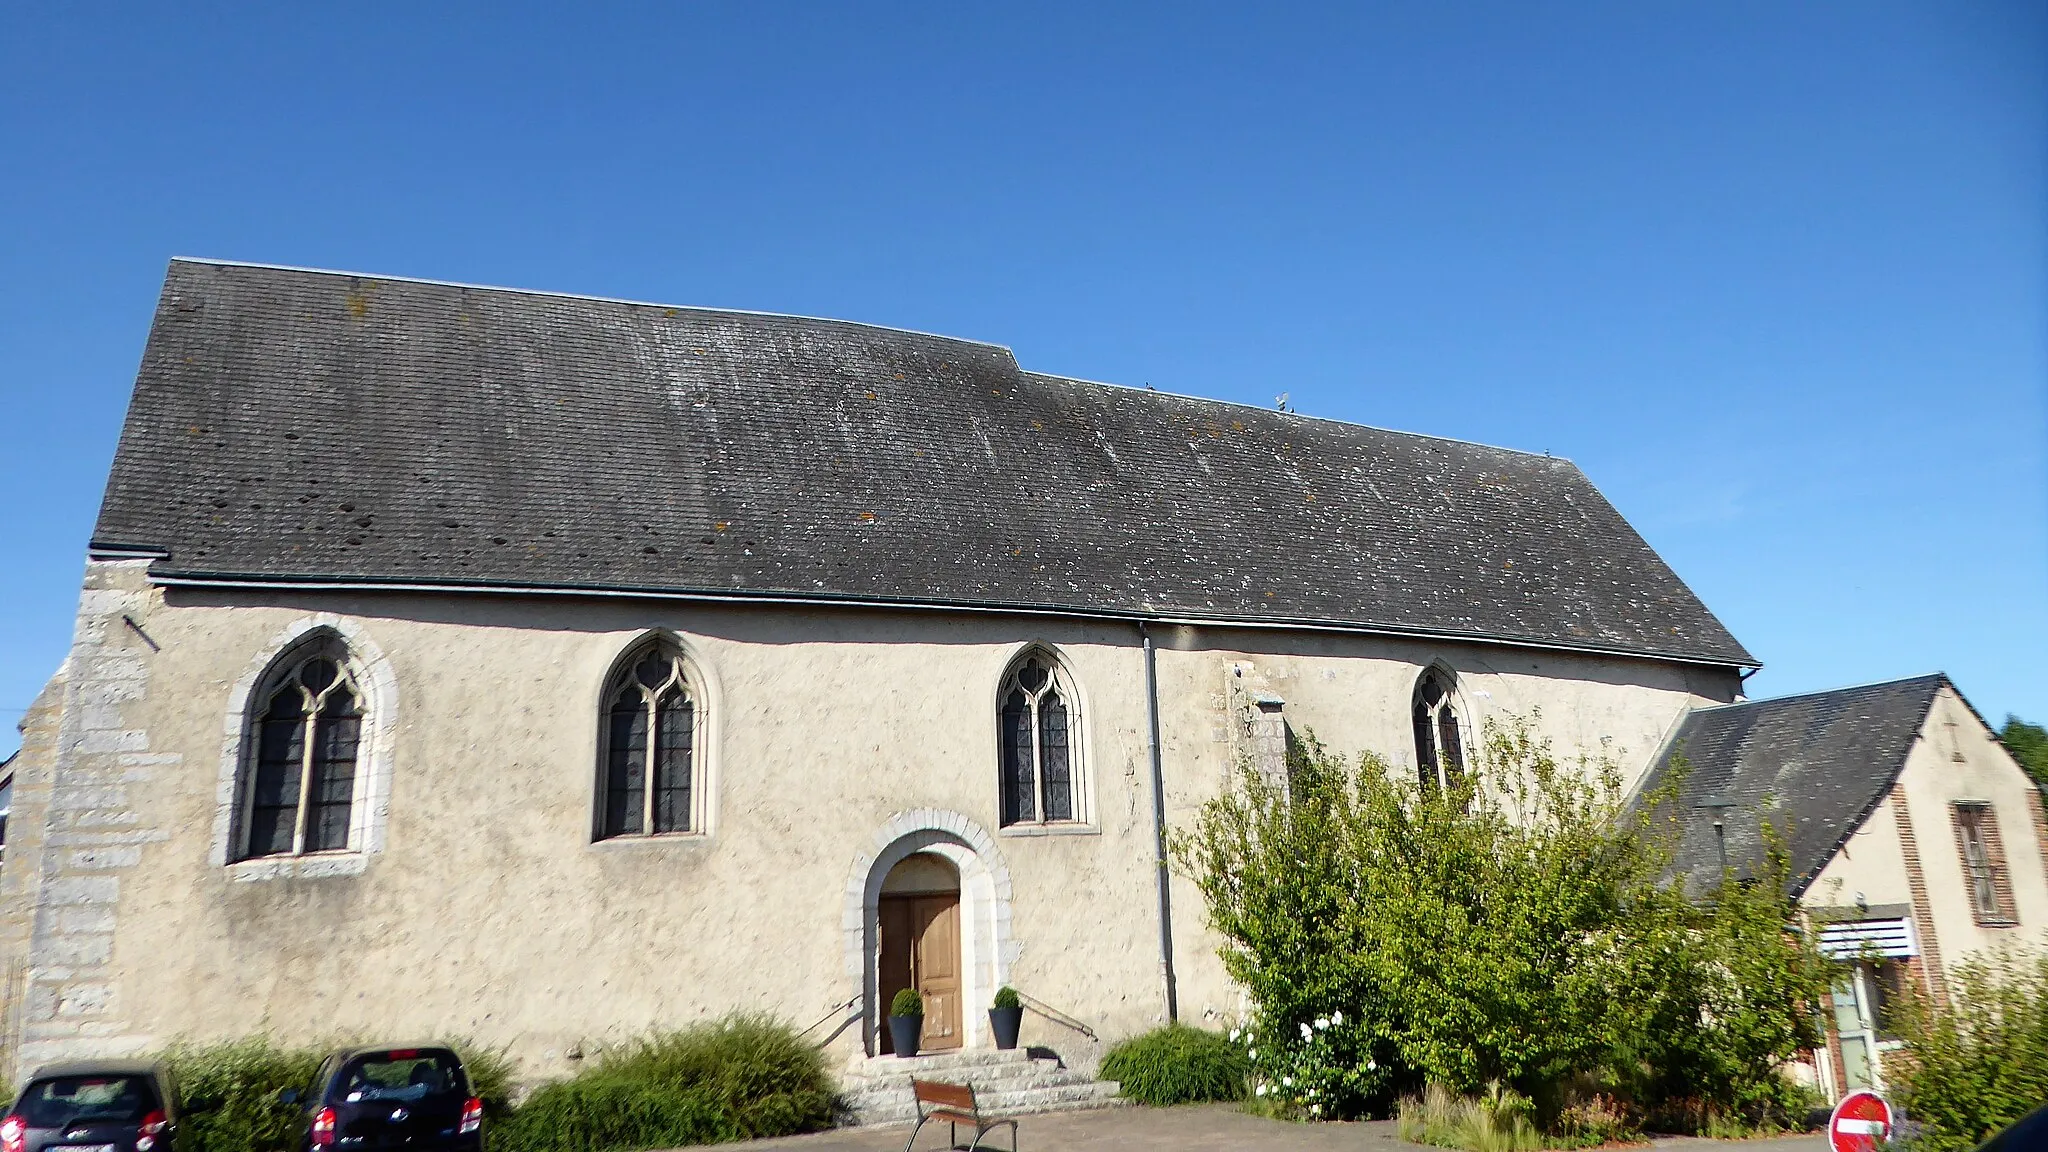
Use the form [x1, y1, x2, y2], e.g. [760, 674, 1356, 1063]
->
[1235, 1010, 1388, 1119]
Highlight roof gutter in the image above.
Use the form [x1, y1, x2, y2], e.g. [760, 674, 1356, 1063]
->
[135, 567, 1760, 672]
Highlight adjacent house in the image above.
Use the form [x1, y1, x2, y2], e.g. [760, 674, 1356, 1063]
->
[0, 259, 1759, 1080]
[1638, 673, 2048, 1101]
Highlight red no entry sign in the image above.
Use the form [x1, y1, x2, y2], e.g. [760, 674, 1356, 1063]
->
[1830, 1091, 1893, 1152]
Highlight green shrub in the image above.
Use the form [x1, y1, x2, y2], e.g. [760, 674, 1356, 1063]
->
[158, 1038, 518, 1152]
[491, 1015, 834, 1152]
[991, 986, 1020, 1011]
[1099, 1024, 1247, 1106]
[1891, 948, 2048, 1151]
[1175, 720, 1831, 1127]
[161, 1037, 323, 1152]
[492, 1077, 735, 1152]
[451, 1044, 517, 1122]
[889, 989, 923, 1017]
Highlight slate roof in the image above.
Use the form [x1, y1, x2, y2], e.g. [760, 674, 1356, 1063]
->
[91, 259, 1753, 666]
[1636, 674, 1949, 896]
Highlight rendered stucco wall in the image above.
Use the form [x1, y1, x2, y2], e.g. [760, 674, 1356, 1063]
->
[1898, 687, 2048, 983]
[1804, 794, 1915, 913]
[0, 561, 1736, 1082]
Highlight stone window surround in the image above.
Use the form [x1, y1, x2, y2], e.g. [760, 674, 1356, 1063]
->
[212, 614, 398, 880]
[1411, 661, 1477, 791]
[585, 629, 722, 845]
[992, 642, 1097, 836]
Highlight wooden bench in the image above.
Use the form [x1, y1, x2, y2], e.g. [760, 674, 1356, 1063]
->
[902, 1078, 1019, 1152]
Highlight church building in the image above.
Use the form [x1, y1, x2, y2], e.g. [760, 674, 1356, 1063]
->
[1, 259, 1759, 1082]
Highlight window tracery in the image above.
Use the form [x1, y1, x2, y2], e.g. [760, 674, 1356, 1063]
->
[998, 652, 1079, 827]
[1413, 668, 1465, 795]
[239, 637, 365, 860]
[600, 644, 700, 839]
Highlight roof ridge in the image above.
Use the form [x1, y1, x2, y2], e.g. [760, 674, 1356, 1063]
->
[1697, 672, 1947, 714]
[1020, 370, 1579, 465]
[167, 257, 1021, 358]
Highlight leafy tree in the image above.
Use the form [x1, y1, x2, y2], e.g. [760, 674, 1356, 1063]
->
[1891, 948, 2048, 1152]
[1173, 718, 1828, 1131]
[2001, 716, 2048, 790]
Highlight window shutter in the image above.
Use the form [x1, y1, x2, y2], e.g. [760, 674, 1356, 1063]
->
[1953, 803, 2019, 926]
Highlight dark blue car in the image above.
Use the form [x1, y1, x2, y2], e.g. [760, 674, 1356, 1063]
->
[279, 1047, 483, 1152]
[1, 1061, 177, 1152]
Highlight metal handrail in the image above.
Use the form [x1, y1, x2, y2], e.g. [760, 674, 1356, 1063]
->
[1013, 990, 1097, 1042]
[799, 995, 863, 1048]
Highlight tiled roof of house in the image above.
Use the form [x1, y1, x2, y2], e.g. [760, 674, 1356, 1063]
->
[1636, 674, 1949, 896]
[91, 259, 1753, 666]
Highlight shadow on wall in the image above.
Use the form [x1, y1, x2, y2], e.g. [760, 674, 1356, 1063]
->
[161, 586, 1731, 699]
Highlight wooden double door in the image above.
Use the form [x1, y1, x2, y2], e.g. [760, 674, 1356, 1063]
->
[879, 892, 963, 1052]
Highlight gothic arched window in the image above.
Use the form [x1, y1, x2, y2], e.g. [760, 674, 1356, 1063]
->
[1413, 668, 1465, 795]
[998, 651, 1080, 827]
[599, 643, 701, 839]
[238, 635, 365, 860]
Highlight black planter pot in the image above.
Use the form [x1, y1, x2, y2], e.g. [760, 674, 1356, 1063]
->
[989, 1005, 1024, 1050]
[888, 1014, 924, 1058]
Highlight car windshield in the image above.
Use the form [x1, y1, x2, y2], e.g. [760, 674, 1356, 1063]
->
[337, 1052, 465, 1105]
[17, 1076, 159, 1128]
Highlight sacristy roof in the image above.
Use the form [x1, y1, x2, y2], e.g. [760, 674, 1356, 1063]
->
[1637, 674, 1953, 896]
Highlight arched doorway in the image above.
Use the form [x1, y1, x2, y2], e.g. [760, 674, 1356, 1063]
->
[878, 853, 962, 1052]
[844, 810, 1015, 1056]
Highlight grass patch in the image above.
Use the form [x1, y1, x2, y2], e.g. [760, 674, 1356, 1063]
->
[1397, 1084, 1547, 1152]
[491, 1015, 835, 1152]
[1099, 1024, 1247, 1106]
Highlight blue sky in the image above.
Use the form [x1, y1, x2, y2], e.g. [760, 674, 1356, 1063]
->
[2, 3, 2043, 756]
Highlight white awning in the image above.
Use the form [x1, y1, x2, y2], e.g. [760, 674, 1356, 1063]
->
[1817, 917, 1916, 959]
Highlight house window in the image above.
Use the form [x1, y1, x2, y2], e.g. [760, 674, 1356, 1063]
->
[999, 652, 1080, 827]
[1412, 669, 1464, 794]
[599, 644, 701, 839]
[237, 637, 365, 860]
[1954, 802, 2016, 925]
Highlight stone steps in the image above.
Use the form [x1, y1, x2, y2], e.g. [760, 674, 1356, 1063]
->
[845, 1047, 1040, 1074]
[852, 1057, 1064, 1086]
[838, 1047, 1127, 1126]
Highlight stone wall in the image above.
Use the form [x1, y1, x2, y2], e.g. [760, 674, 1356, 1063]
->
[0, 566, 1735, 1082]
[0, 560, 173, 1070]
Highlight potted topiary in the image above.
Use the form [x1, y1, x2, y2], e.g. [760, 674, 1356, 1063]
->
[889, 987, 925, 1057]
[989, 986, 1024, 1050]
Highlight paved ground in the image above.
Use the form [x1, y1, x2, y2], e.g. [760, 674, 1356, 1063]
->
[738, 1102, 1831, 1151]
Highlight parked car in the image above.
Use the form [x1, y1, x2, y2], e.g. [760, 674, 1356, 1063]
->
[0, 1061, 178, 1152]
[279, 1047, 483, 1152]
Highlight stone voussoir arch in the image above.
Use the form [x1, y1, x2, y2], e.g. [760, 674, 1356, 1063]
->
[842, 808, 1016, 1053]
[210, 613, 399, 872]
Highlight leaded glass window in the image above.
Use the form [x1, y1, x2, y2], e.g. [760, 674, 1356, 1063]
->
[1413, 669, 1464, 795]
[999, 653, 1079, 826]
[600, 646, 698, 839]
[239, 642, 365, 860]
